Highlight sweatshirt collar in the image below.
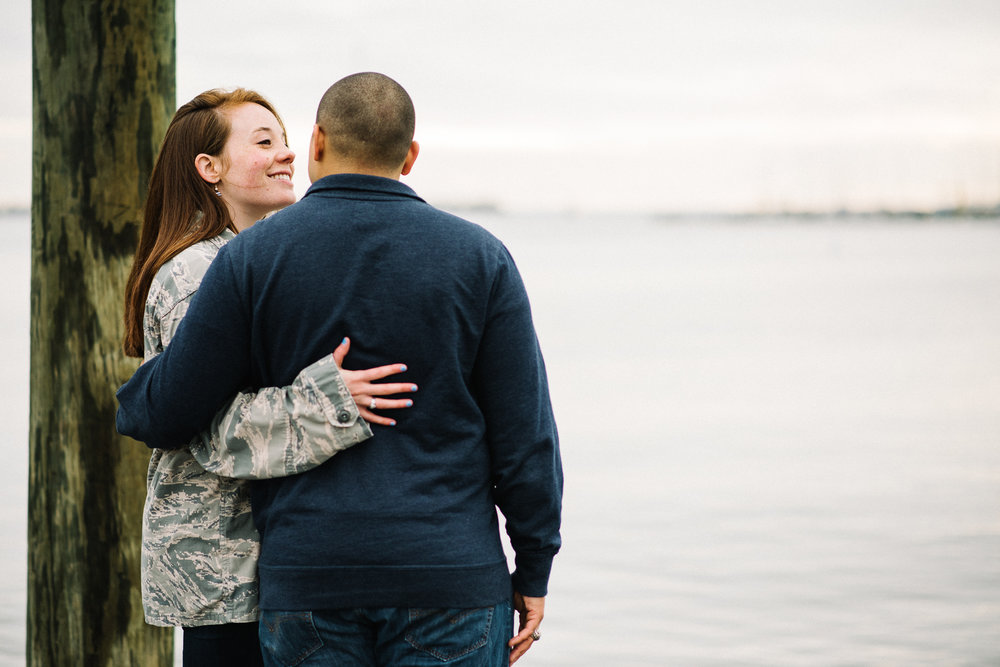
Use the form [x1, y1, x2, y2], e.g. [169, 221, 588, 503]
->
[303, 173, 425, 203]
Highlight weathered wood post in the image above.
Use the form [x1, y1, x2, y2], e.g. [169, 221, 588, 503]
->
[29, 1, 176, 664]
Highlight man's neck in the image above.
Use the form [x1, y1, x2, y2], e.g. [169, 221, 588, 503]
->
[317, 157, 401, 181]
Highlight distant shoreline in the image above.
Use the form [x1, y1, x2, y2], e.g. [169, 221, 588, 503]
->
[652, 205, 1000, 222]
[3, 203, 1000, 221]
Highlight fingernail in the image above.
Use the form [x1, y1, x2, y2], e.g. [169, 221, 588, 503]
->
[389, 420, 397, 426]
[400, 364, 407, 371]
[410, 385, 418, 392]
[405, 400, 413, 407]
[341, 337, 348, 345]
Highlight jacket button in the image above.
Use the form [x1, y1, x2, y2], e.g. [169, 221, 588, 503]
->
[337, 410, 352, 423]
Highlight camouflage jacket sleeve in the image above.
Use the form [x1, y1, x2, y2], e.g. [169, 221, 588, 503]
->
[145, 235, 372, 479]
[188, 354, 373, 479]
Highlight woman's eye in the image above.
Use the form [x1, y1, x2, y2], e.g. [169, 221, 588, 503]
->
[258, 139, 272, 146]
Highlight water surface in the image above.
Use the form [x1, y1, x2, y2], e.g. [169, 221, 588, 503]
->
[2, 212, 998, 665]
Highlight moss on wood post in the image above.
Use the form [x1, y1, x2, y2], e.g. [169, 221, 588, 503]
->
[30, 1, 175, 664]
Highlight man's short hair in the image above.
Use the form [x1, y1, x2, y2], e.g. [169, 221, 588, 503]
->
[316, 72, 415, 171]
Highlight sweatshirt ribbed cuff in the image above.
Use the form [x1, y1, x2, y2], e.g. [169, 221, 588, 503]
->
[511, 554, 554, 598]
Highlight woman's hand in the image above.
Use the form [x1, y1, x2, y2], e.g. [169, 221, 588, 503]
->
[333, 337, 417, 426]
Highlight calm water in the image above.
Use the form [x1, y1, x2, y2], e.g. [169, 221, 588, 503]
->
[2, 211, 998, 665]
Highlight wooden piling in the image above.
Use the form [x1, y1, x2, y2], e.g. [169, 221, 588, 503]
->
[29, 1, 176, 663]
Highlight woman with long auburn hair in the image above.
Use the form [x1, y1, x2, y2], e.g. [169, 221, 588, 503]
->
[122, 89, 414, 666]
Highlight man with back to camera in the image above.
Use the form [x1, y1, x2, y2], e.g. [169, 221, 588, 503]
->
[116, 72, 562, 666]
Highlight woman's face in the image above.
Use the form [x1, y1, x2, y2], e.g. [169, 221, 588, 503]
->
[216, 102, 296, 229]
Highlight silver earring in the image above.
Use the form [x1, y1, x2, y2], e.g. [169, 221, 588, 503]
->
[213, 184, 222, 197]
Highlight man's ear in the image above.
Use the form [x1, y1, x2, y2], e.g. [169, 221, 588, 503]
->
[194, 153, 221, 184]
[310, 124, 326, 163]
[400, 141, 419, 176]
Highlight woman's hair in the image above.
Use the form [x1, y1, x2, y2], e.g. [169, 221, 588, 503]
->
[122, 88, 286, 357]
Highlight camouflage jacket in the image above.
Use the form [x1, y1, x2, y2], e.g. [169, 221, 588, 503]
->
[141, 229, 372, 627]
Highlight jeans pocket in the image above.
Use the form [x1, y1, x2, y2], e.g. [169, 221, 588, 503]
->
[405, 606, 495, 662]
[259, 611, 324, 667]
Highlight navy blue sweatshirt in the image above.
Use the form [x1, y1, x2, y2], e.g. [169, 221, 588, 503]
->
[116, 174, 562, 609]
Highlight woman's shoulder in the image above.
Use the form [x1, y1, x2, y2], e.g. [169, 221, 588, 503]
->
[148, 231, 235, 310]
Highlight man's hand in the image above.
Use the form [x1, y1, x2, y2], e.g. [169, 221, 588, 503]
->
[508, 591, 545, 664]
[334, 337, 417, 426]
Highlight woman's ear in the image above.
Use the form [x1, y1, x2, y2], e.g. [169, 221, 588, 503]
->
[194, 153, 221, 184]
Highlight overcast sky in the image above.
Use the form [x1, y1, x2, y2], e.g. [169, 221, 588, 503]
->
[4, 0, 999, 213]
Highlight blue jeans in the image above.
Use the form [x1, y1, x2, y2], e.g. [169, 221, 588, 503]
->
[259, 602, 512, 666]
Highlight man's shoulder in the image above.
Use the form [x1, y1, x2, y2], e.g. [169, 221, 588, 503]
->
[391, 199, 497, 240]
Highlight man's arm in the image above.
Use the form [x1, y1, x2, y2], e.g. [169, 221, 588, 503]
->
[138, 241, 372, 472]
[117, 242, 255, 449]
[474, 247, 561, 666]
[474, 247, 563, 597]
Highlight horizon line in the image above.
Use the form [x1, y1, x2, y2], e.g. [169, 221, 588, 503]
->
[2, 202, 999, 220]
